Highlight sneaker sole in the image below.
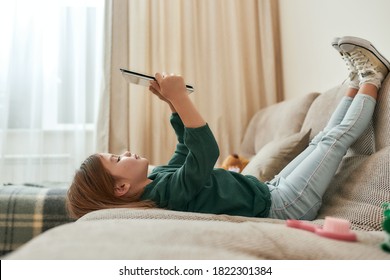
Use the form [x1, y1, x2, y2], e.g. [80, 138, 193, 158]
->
[339, 36, 390, 71]
[331, 37, 341, 52]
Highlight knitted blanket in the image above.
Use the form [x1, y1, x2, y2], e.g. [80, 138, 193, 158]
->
[0, 184, 74, 256]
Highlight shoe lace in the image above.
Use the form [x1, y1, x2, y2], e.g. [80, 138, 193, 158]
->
[342, 54, 357, 73]
[348, 50, 372, 73]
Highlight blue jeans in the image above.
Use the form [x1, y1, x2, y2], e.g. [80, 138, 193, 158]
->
[267, 93, 376, 220]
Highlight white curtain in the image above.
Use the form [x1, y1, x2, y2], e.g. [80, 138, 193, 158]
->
[0, 0, 105, 184]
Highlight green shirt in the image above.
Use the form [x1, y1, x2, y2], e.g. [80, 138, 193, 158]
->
[141, 113, 271, 218]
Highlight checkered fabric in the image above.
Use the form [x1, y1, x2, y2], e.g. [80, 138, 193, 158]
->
[0, 184, 74, 256]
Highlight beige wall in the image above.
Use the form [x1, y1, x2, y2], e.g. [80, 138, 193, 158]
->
[279, 0, 390, 99]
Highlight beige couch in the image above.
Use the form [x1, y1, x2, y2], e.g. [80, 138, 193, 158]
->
[4, 78, 390, 260]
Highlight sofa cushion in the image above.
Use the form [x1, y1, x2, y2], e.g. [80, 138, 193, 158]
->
[240, 92, 319, 158]
[241, 129, 311, 181]
[4, 212, 389, 260]
[80, 208, 262, 223]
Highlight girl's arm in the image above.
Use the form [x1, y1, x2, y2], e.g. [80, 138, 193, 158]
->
[152, 73, 219, 208]
[167, 113, 189, 166]
[149, 79, 189, 166]
[154, 73, 206, 128]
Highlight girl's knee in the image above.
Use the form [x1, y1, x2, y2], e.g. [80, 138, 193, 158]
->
[299, 201, 322, 220]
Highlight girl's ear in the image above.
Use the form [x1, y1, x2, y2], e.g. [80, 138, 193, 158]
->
[114, 183, 131, 197]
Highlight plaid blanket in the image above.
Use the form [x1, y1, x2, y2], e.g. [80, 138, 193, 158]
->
[0, 184, 75, 256]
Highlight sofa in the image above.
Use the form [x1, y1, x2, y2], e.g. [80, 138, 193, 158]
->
[3, 77, 390, 260]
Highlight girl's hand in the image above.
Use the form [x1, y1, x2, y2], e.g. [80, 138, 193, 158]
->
[149, 79, 176, 112]
[154, 72, 187, 102]
[154, 72, 205, 128]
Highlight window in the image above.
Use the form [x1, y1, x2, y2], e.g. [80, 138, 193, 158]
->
[0, 0, 105, 184]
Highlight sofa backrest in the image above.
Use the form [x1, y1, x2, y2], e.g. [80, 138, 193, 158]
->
[374, 74, 390, 150]
[300, 83, 346, 141]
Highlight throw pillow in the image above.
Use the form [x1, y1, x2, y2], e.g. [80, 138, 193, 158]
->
[241, 129, 311, 182]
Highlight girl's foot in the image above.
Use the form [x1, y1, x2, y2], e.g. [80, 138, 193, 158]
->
[338, 36, 389, 89]
[332, 37, 359, 89]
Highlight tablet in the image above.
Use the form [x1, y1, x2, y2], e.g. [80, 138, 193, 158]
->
[120, 68, 194, 93]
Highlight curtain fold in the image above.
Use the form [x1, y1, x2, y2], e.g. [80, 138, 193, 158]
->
[98, 0, 283, 165]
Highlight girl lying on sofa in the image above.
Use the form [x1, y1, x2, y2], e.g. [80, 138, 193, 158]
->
[67, 36, 389, 220]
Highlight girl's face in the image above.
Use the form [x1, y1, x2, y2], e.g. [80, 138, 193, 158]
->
[98, 151, 150, 194]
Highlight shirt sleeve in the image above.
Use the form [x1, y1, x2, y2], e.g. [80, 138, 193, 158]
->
[167, 113, 189, 166]
[167, 124, 220, 208]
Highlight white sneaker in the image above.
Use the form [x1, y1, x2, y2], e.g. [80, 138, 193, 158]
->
[332, 37, 359, 88]
[338, 36, 390, 89]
